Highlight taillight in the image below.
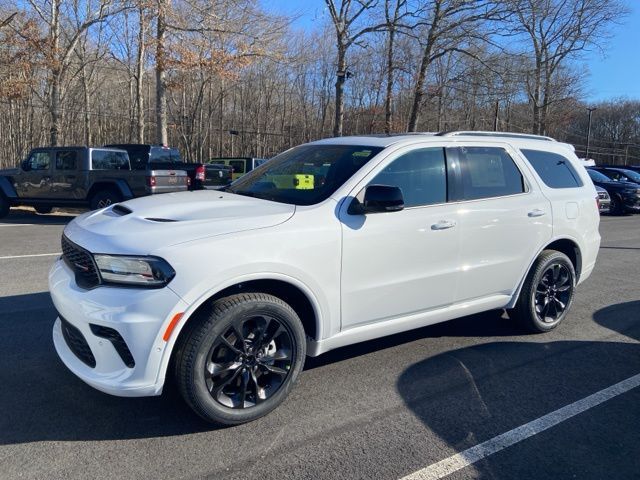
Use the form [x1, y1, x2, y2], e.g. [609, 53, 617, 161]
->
[147, 175, 157, 187]
[195, 165, 205, 181]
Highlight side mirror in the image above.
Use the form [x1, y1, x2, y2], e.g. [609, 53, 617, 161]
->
[21, 159, 31, 171]
[350, 184, 404, 214]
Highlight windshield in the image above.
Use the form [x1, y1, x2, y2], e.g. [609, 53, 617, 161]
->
[587, 169, 611, 182]
[615, 168, 640, 182]
[225, 144, 383, 205]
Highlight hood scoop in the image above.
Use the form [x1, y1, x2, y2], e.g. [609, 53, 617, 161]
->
[112, 204, 132, 216]
[145, 217, 178, 223]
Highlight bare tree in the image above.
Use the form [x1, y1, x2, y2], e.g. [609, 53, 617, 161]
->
[325, 0, 384, 136]
[507, 0, 626, 135]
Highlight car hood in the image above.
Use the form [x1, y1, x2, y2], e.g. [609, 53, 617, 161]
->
[64, 190, 296, 255]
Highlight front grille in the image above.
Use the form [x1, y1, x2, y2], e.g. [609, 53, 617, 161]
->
[61, 235, 101, 289]
[90, 324, 135, 368]
[60, 317, 96, 368]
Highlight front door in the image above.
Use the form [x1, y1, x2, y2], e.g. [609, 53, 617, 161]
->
[17, 150, 52, 199]
[339, 146, 460, 329]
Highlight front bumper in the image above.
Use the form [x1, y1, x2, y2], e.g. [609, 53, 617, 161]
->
[50, 257, 188, 397]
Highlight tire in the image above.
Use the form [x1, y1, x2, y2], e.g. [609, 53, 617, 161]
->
[175, 293, 306, 425]
[0, 194, 9, 218]
[34, 205, 53, 214]
[89, 189, 121, 210]
[609, 194, 624, 215]
[511, 250, 576, 333]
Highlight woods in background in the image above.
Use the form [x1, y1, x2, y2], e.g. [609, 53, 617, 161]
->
[0, 0, 637, 168]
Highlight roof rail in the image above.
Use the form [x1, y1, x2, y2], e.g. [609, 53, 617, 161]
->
[436, 131, 556, 142]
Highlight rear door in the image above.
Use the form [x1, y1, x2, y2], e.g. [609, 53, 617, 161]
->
[449, 144, 552, 303]
[50, 150, 81, 199]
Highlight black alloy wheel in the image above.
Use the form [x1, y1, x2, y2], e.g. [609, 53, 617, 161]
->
[533, 263, 572, 324]
[511, 250, 575, 333]
[175, 293, 306, 425]
[609, 194, 624, 215]
[205, 314, 295, 409]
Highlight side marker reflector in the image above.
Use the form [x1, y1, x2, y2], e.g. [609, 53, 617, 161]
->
[163, 313, 184, 342]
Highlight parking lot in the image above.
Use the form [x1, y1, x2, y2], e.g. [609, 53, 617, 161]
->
[0, 210, 639, 480]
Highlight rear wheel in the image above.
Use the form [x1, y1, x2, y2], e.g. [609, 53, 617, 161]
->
[511, 250, 576, 333]
[175, 293, 306, 425]
[0, 194, 9, 218]
[34, 205, 53, 214]
[89, 189, 121, 210]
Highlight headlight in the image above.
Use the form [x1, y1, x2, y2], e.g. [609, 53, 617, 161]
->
[93, 255, 175, 287]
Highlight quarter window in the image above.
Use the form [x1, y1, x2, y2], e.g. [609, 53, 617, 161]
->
[369, 148, 447, 207]
[456, 147, 525, 200]
[55, 151, 77, 170]
[520, 149, 582, 188]
[91, 150, 129, 170]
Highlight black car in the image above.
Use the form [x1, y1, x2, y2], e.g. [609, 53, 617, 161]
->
[590, 166, 640, 185]
[586, 168, 640, 214]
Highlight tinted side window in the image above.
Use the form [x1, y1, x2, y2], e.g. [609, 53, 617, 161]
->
[228, 160, 246, 174]
[369, 148, 446, 207]
[457, 147, 524, 200]
[28, 152, 50, 171]
[55, 151, 77, 170]
[91, 150, 129, 170]
[520, 149, 582, 188]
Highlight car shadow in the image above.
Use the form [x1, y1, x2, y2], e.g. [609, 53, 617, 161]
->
[2, 209, 79, 225]
[394, 300, 640, 478]
[2, 287, 638, 468]
[0, 292, 211, 445]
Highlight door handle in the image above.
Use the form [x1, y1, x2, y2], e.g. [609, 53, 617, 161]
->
[431, 220, 456, 230]
[528, 209, 546, 218]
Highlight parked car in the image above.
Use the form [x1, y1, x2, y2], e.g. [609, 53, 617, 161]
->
[204, 163, 233, 190]
[50, 131, 600, 425]
[595, 186, 611, 214]
[0, 146, 188, 218]
[585, 168, 640, 214]
[106, 144, 232, 190]
[590, 166, 640, 185]
[209, 157, 268, 180]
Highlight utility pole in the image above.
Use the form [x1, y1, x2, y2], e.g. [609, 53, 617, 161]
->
[586, 107, 597, 160]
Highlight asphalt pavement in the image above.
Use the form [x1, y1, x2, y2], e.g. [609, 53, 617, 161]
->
[0, 209, 638, 480]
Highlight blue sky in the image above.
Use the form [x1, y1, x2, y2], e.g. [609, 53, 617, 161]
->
[264, 0, 640, 103]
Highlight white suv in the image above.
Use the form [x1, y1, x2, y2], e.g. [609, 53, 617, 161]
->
[50, 132, 601, 425]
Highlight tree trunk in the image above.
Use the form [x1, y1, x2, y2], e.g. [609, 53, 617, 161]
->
[136, 6, 145, 143]
[155, 0, 168, 145]
[407, 45, 431, 132]
[333, 45, 346, 137]
[49, 0, 61, 146]
[384, 25, 395, 134]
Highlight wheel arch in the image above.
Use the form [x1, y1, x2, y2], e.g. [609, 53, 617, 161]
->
[158, 275, 323, 387]
[507, 236, 582, 309]
[86, 180, 133, 201]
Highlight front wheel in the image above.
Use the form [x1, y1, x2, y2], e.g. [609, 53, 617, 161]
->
[175, 293, 306, 425]
[609, 194, 625, 215]
[510, 250, 576, 333]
